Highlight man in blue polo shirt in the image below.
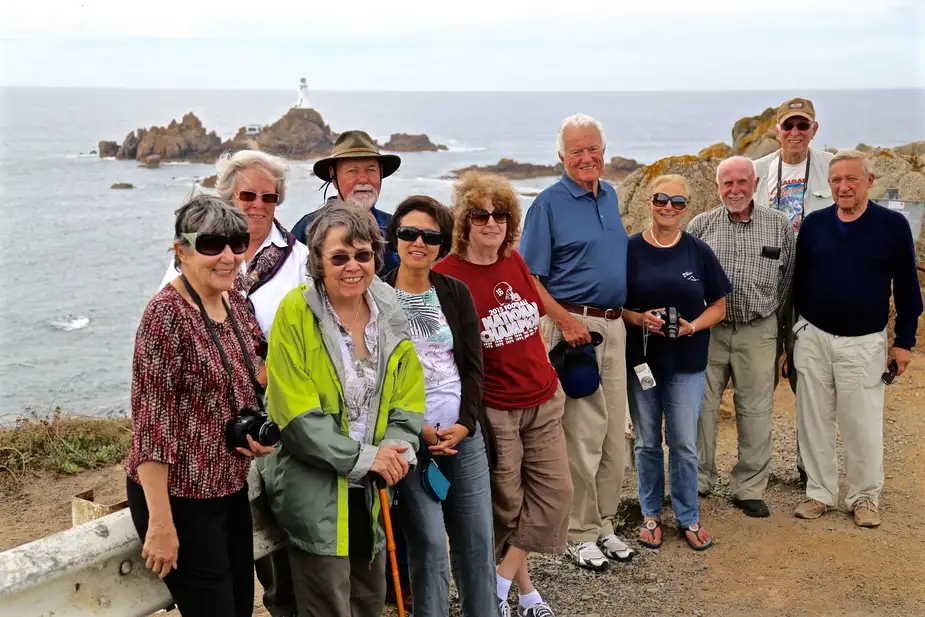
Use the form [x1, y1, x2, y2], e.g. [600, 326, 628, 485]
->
[520, 114, 632, 572]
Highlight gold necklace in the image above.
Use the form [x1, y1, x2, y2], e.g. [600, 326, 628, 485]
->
[649, 227, 681, 248]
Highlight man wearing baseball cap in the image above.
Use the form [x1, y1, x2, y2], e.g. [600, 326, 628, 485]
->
[290, 130, 403, 274]
[755, 98, 834, 485]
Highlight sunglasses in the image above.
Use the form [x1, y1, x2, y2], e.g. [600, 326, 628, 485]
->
[396, 226, 444, 245]
[469, 209, 510, 226]
[781, 119, 812, 132]
[236, 191, 280, 204]
[651, 193, 688, 209]
[327, 250, 375, 267]
[181, 232, 250, 256]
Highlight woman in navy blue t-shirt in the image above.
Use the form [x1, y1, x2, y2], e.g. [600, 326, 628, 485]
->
[623, 174, 731, 552]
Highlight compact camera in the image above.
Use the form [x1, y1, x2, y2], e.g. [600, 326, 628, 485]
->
[881, 359, 899, 386]
[226, 407, 281, 450]
[652, 307, 680, 340]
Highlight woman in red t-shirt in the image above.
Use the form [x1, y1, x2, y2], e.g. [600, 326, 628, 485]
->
[433, 171, 573, 617]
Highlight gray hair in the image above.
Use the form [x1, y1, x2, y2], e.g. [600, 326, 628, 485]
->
[557, 113, 607, 156]
[215, 150, 288, 205]
[305, 200, 385, 280]
[830, 149, 873, 175]
[172, 195, 248, 268]
[716, 155, 757, 182]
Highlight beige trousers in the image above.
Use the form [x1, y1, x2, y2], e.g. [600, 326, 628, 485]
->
[793, 320, 887, 508]
[698, 313, 778, 500]
[541, 314, 627, 542]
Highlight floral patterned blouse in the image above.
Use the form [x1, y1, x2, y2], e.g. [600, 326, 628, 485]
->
[124, 284, 262, 499]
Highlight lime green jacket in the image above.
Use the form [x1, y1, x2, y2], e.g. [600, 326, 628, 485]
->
[257, 279, 425, 558]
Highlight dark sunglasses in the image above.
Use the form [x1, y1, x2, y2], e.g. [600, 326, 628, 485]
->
[328, 250, 375, 267]
[651, 193, 688, 209]
[236, 190, 280, 204]
[396, 226, 444, 246]
[181, 232, 250, 256]
[469, 209, 510, 226]
[781, 119, 812, 132]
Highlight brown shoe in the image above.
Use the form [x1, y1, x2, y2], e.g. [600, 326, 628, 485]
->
[794, 499, 833, 519]
[853, 500, 881, 527]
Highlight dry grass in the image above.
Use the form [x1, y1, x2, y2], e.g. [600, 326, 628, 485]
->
[0, 408, 131, 493]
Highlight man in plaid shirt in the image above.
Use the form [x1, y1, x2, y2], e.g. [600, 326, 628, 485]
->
[687, 156, 795, 518]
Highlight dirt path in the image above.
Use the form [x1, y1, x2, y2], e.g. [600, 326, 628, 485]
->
[3, 359, 924, 617]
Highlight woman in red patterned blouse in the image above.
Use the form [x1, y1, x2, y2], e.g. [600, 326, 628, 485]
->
[125, 195, 275, 617]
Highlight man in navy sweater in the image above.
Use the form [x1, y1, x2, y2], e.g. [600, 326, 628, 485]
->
[791, 150, 923, 528]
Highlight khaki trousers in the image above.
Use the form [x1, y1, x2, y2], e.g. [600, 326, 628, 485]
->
[541, 314, 627, 542]
[698, 313, 777, 500]
[794, 320, 887, 508]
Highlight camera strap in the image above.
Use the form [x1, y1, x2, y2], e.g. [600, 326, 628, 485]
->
[180, 274, 266, 414]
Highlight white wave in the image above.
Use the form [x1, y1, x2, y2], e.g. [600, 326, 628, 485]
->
[442, 140, 488, 153]
[49, 315, 90, 332]
[65, 153, 97, 159]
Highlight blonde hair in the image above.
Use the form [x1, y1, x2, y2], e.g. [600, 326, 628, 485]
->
[451, 171, 522, 258]
[649, 174, 691, 197]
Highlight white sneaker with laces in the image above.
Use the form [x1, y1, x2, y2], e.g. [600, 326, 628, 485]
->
[518, 601, 556, 617]
[566, 540, 609, 571]
[500, 599, 512, 617]
[598, 533, 635, 561]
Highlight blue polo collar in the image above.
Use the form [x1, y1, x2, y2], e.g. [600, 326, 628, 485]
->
[560, 173, 608, 199]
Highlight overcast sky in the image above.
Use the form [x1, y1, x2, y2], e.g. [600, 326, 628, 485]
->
[1, 0, 923, 90]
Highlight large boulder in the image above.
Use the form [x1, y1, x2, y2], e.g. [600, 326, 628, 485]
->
[451, 158, 563, 180]
[382, 133, 447, 152]
[867, 148, 925, 203]
[234, 107, 335, 158]
[116, 130, 140, 160]
[616, 155, 721, 235]
[98, 141, 119, 158]
[134, 112, 223, 162]
[606, 156, 643, 181]
[731, 107, 780, 159]
[698, 142, 734, 159]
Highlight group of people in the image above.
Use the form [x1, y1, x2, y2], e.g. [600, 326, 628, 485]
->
[124, 96, 923, 617]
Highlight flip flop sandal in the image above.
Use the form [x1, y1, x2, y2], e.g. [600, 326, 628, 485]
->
[679, 523, 713, 551]
[637, 519, 663, 549]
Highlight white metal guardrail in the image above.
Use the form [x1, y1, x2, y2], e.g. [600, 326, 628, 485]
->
[0, 467, 286, 617]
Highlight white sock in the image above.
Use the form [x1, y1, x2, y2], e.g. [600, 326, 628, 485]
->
[519, 590, 543, 608]
[496, 573, 512, 601]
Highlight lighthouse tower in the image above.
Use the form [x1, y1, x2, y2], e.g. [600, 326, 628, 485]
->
[295, 77, 309, 108]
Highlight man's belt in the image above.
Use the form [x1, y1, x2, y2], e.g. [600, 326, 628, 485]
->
[559, 302, 623, 320]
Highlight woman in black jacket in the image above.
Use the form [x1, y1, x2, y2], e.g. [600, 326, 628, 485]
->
[383, 196, 499, 617]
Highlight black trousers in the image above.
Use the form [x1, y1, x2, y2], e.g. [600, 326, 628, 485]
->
[126, 477, 255, 617]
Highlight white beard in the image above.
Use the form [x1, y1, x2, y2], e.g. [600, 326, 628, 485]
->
[345, 184, 379, 209]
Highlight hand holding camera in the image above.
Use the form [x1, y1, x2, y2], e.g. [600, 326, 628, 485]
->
[645, 307, 694, 339]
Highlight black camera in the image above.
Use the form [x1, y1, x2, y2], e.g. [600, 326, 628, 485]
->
[652, 307, 680, 339]
[226, 407, 280, 450]
[881, 360, 899, 385]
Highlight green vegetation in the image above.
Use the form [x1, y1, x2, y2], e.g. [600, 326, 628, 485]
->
[0, 408, 131, 491]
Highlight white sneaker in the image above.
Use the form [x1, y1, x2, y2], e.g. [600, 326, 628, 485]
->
[500, 599, 512, 617]
[566, 540, 609, 571]
[598, 533, 635, 561]
[518, 601, 556, 617]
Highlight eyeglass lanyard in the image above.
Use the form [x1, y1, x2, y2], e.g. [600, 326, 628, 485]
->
[776, 150, 812, 221]
[180, 274, 266, 414]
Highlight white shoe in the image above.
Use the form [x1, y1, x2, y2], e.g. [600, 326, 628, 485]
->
[598, 533, 635, 561]
[500, 599, 512, 617]
[566, 540, 609, 571]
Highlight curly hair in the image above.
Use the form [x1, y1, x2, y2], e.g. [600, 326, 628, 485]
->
[450, 171, 522, 259]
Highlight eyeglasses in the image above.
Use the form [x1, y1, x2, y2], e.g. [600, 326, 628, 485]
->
[181, 232, 250, 256]
[327, 250, 375, 267]
[396, 226, 444, 246]
[469, 209, 511, 226]
[781, 119, 812, 132]
[651, 193, 688, 209]
[236, 191, 280, 204]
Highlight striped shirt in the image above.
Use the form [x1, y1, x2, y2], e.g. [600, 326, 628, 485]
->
[687, 203, 795, 323]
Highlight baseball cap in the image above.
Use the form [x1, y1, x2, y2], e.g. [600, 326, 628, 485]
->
[777, 97, 816, 124]
[548, 332, 605, 399]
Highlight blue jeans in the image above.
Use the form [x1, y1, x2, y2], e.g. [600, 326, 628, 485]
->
[627, 368, 705, 528]
[396, 425, 499, 617]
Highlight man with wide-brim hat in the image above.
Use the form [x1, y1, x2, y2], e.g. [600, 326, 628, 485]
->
[290, 130, 403, 274]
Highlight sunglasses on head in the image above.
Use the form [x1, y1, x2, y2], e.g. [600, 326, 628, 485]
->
[781, 119, 812, 132]
[181, 232, 250, 256]
[469, 209, 510, 226]
[396, 226, 444, 245]
[236, 190, 280, 204]
[327, 250, 375, 267]
[651, 193, 688, 209]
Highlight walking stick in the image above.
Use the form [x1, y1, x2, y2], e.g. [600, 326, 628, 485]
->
[377, 476, 406, 617]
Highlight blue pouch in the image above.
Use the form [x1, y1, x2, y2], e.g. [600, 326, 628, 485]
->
[421, 456, 450, 502]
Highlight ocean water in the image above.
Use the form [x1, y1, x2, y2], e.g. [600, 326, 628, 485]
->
[1, 87, 923, 419]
